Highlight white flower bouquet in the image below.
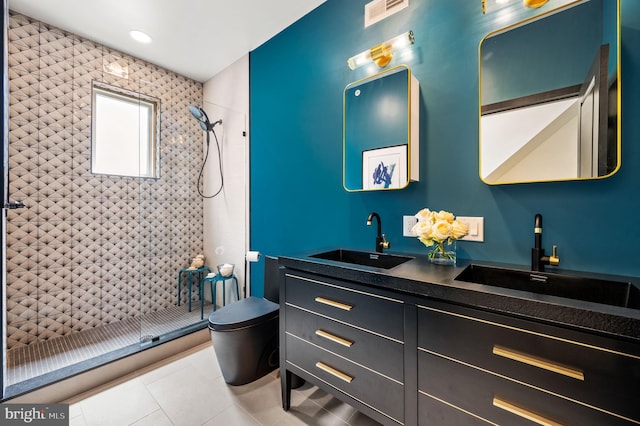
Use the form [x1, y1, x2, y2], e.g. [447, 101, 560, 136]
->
[411, 209, 469, 264]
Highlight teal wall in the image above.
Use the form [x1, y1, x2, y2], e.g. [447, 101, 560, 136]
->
[249, 0, 640, 296]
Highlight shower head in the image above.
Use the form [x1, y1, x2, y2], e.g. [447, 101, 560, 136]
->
[189, 105, 222, 132]
[189, 105, 210, 131]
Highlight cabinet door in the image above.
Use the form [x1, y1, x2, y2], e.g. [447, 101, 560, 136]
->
[286, 334, 405, 424]
[418, 393, 491, 426]
[285, 305, 404, 381]
[417, 301, 640, 423]
[419, 350, 632, 426]
[285, 272, 404, 340]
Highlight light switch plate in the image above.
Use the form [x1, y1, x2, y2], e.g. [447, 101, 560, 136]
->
[403, 215, 418, 237]
[457, 216, 484, 242]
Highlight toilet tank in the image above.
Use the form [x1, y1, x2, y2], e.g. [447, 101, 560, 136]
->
[263, 256, 280, 303]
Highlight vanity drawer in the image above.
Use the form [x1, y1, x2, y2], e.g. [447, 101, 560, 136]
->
[418, 393, 492, 426]
[417, 304, 640, 422]
[285, 304, 404, 381]
[418, 350, 632, 426]
[286, 333, 404, 424]
[285, 273, 404, 341]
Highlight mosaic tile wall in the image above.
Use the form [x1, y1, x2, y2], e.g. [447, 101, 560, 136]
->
[6, 11, 205, 350]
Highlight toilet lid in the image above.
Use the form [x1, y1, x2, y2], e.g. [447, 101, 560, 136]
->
[208, 296, 278, 331]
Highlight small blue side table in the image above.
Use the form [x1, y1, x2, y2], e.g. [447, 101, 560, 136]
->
[177, 266, 211, 312]
[200, 273, 240, 319]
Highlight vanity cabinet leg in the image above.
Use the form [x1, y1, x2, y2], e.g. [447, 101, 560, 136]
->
[281, 369, 292, 410]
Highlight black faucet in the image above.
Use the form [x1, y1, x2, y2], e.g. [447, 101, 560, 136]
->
[531, 213, 560, 272]
[366, 212, 390, 253]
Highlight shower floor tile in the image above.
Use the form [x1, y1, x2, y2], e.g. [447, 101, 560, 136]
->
[5, 302, 215, 389]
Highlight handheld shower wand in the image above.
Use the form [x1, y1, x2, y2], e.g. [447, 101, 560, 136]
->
[189, 105, 223, 198]
[189, 105, 222, 133]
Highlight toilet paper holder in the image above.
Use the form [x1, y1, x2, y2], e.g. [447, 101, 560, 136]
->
[246, 251, 261, 262]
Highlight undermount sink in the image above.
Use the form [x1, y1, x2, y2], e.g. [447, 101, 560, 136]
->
[310, 249, 414, 269]
[456, 264, 634, 308]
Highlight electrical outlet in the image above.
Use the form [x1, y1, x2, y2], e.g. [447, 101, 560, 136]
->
[403, 215, 418, 237]
[457, 216, 484, 242]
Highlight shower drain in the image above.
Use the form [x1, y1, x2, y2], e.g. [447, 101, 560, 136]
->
[140, 335, 159, 343]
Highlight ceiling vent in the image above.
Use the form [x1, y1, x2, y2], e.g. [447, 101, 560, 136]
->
[364, 0, 409, 28]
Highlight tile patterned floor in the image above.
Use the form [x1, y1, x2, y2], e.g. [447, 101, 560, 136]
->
[66, 343, 382, 426]
[7, 303, 213, 387]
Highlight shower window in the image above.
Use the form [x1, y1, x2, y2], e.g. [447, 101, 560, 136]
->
[91, 82, 160, 178]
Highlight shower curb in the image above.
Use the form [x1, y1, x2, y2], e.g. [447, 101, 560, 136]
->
[4, 328, 209, 404]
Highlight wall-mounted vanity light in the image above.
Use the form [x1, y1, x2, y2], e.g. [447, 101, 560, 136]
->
[347, 31, 414, 70]
[523, 0, 549, 7]
[482, 0, 549, 14]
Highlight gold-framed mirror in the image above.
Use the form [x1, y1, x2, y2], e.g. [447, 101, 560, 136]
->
[479, 0, 620, 185]
[343, 65, 419, 192]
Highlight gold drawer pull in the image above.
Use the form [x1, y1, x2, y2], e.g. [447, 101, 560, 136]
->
[493, 397, 563, 426]
[314, 296, 353, 311]
[315, 361, 353, 383]
[315, 329, 353, 347]
[493, 345, 584, 381]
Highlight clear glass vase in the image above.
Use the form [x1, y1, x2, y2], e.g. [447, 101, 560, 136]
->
[428, 240, 456, 265]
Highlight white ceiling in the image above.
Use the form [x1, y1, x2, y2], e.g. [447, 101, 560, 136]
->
[8, 0, 326, 82]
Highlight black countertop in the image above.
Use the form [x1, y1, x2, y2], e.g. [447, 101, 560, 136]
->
[278, 248, 640, 343]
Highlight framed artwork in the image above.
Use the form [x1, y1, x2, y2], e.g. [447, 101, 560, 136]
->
[362, 145, 407, 190]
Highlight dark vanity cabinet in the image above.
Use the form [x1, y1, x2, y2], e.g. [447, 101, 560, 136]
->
[280, 271, 409, 425]
[417, 300, 640, 425]
[279, 263, 640, 426]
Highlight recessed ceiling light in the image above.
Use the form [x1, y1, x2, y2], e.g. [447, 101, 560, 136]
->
[129, 30, 152, 44]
